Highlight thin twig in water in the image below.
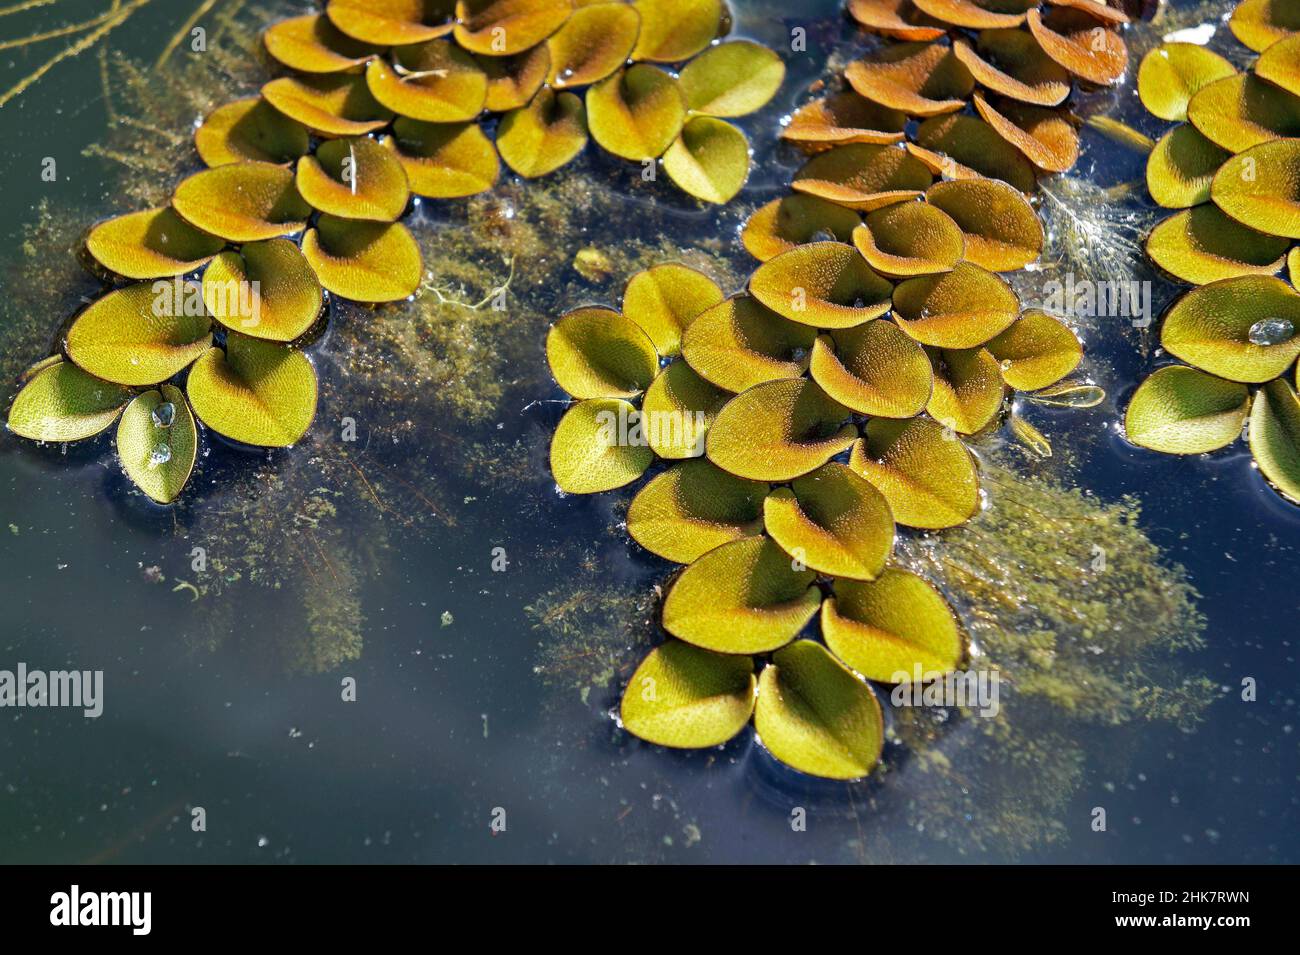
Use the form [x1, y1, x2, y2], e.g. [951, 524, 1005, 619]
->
[153, 0, 220, 70]
[0, 0, 60, 18]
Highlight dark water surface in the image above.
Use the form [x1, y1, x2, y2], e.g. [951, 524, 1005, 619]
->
[0, 0, 1296, 864]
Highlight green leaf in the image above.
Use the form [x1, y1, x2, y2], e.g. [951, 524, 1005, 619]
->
[66, 283, 213, 386]
[116, 384, 197, 504]
[754, 640, 884, 780]
[6, 360, 130, 442]
[619, 640, 755, 749]
[850, 417, 980, 529]
[821, 568, 964, 683]
[172, 161, 312, 242]
[1125, 365, 1249, 455]
[622, 264, 723, 358]
[681, 296, 816, 393]
[749, 241, 894, 328]
[1211, 138, 1300, 238]
[1145, 205, 1290, 286]
[640, 361, 729, 459]
[630, 0, 722, 63]
[626, 458, 768, 564]
[85, 207, 225, 280]
[763, 461, 895, 581]
[1137, 43, 1237, 122]
[185, 333, 318, 447]
[808, 320, 933, 418]
[662, 116, 751, 204]
[662, 536, 820, 653]
[1160, 276, 1300, 383]
[707, 378, 857, 482]
[678, 40, 785, 117]
[1249, 378, 1300, 503]
[986, 309, 1082, 391]
[202, 239, 324, 342]
[496, 87, 588, 179]
[925, 346, 1005, 435]
[586, 65, 686, 162]
[546, 306, 659, 400]
[893, 261, 1019, 348]
[1146, 124, 1230, 209]
[549, 398, 653, 494]
[301, 216, 424, 303]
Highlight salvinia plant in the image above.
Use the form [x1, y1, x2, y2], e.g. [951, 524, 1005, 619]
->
[1125, 0, 1300, 503]
[5, 0, 784, 503]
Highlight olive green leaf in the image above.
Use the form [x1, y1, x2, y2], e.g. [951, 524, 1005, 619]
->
[662, 536, 820, 654]
[365, 39, 488, 123]
[912, 113, 1037, 194]
[85, 207, 225, 281]
[749, 241, 894, 328]
[925, 346, 1005, 435]
[893, 261, 1020, 348]
[1211, 139, 1300, 239]
[301, 215, 424, 302]
[549, 397, 653, 493]
[1146, 205, 1290, 286]
[1188, 74, 1300, 154]
[1160, 276, 1300, 383]
[1255, 33, 1300, 98]
[496, 87, 588, 178]
[627, 458, 768, 563]
[662, 116, 751, 205]
[808, 320, 932, 418]
[116, 385, 197, 504]
[678, 40, 785, 117]
[1125, 365, 1250, 455]
[172, 162, 312, 243]
[681, 296, 817, 393]
[263, 13, 381, 74]
[821, 567, 964, 683]
[546, 1, 640, 89]
[754, 640, 884, 780]
[986, 309, 1082, 391]
[641, 361, 729, 458]
[849, 417, 980, 529]
[1146, 124, 1231, 209]
[194, 97, 311, 168]
[326, 0, 457, 46]
[852, 201, 964, 278]
[763, 461, 895, 581]
[6, 361, 130, 442]
[454, 0, 571, 56]
[1137, 42, 1237, 122]
[382, 118, 500, 198]
[478, 45, 551, 112]
[202, 239, 324, 343]
[587, 65, 686, 162]
[546, 307, 659, 400]
[296, 136, 411, 222]
[791, 142, 933, 211]
[622, 263, 723, 358]
[1249, 378, 1300, 503]
[630, 0, 721, 63]
[924, 178, 1042, 272]
[707, 378, 857, 482]
[620, 640, 755, 749]
[741, 194, 863, 263]
[1230, 0, 1300, 53]
[261, 74, 394, 137]
[66, 283, 213, 386]
[186, 333, 318, 447]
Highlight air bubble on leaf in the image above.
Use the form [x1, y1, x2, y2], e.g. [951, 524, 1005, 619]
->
[1249, 318, 1295, 346]
[151, 402, 176, 429]
[149, 443, 172, 469]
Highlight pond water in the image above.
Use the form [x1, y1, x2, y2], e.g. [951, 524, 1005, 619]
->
[0, 0, 1295, 864]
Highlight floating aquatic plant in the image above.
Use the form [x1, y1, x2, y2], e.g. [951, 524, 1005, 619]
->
[547, 246, 1086, 776]
[8, 1, 785, 503]
[1127, 6, 1300, 503]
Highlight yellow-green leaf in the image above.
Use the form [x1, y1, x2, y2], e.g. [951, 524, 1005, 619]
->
[925, 346, 1005, 434]
[680, 296, 816, 393]
[627, 458, 768, 563]
[1229, 0, 1300, 54]
[924, 178, 1042, 272]
[1125, 365, 1249, 455]
[986, 309, 1082, 391]
[478, 44, 551, 111]
[791, 142, 932, 211]
[116, 384, 197, 504]
[1146, 204, 1290, 286]
[892, 261, 1019, 348]
[301, 215, 424, 303]
[741, 194, 862, 262]
[749, 241, 894, 328]
[546, 306, 658, 400]
[194, 97, 311, 168]
[365, 39, 488, 122]
[1146, 124, 1231, 209]
[6, 361, 130, 442]
[706, 378, 856, 481]
[620, 640, 755, 749]
[662, 536, 820, 653]
[662, 116, 751, 204]
[1137, 42, 1237, 122]
[912, 112, 1037, 194]
[586, 65, 686, 162]
[496, 87, 588, 178]
[296, 136, 411, 222]
[678, 40, 785, 117]
[1249, 378, 1300, 503]
[263, 13, 381, 74]
[622, 263, 722, 358]
[453, 0, 572, 56]
[630, 0, 720, 63]
[754, 640, 883, 779]
[172, 162, 312, 242]
[549, 397, 653, 493]
[1211, 139, 1300, 239]
[822, 568, 963, 682]
[1188, 74, 1300, 154]
[850, 417, 980, 529]
[202, 239, 324, 342]
[85, 207, 224, 281]
[546, 1, 640, 89]
[852, 201, 963, 278]
[326, 0, 456, 46]
[763, 461, 895, 581]
[382, 118, 500, 198]
[261, 74, 394, 138]
[185, 333, 318, 447]
[808, 320, 932, 417]
[66, 283, 212, 386]
[1160, 276, 1300, 383]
